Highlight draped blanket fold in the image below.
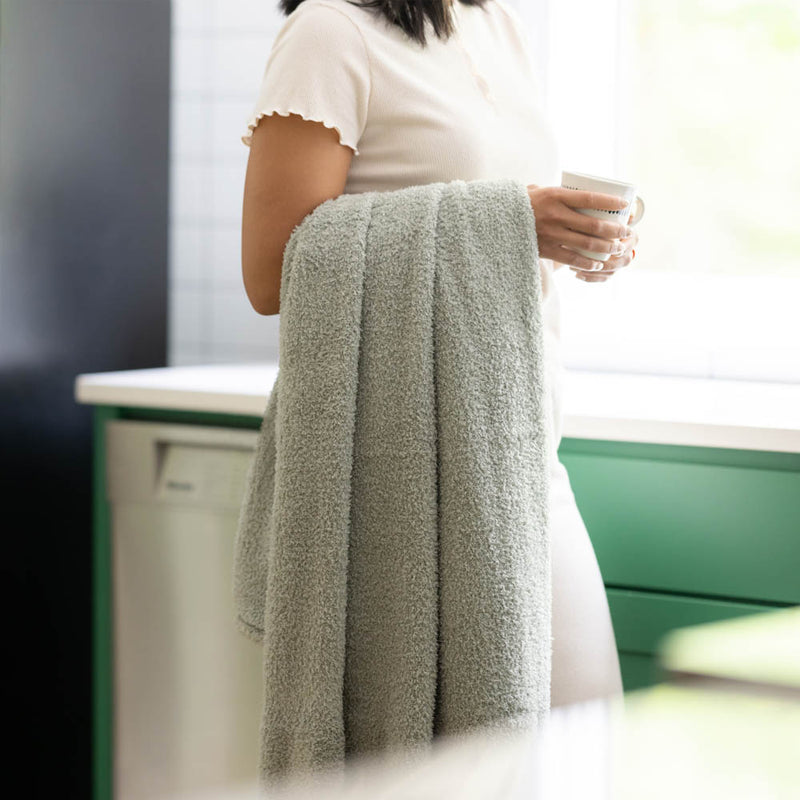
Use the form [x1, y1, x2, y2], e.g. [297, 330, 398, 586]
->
[232, 177, 552, 787]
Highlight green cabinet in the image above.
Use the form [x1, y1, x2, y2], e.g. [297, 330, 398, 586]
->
[608, 589, 775, 691]
[559, 437, 800, 692]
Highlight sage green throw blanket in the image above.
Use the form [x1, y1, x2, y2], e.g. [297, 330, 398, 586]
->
[233, 177, 552, 787]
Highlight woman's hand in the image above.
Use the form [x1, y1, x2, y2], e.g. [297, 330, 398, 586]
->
[526, 184, 632, 273]
[570, 226, 639, 282]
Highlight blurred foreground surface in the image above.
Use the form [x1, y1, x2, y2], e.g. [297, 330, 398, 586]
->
[163, 680, 800, 800]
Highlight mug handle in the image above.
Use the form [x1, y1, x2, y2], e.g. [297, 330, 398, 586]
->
[628, 195, 645, 226]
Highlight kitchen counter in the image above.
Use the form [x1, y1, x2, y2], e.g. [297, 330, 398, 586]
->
[75, 362, 800, 453]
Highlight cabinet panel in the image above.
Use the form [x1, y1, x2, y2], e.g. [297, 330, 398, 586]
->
[618, 653, 662, 693]
[608, 588, 776, 691]
[562, 450, 800, 604]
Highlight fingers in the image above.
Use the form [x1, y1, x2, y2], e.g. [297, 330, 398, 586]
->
[540, 243, 606, 272]
[556, 188, 629, 213]
[573, 270, 607, 282]
[615, 249, 635, 268]
[569, 241, 637, 281]
[558, 227, 626, 257]
[530, 185, 640, 277]
[571, 262, 617, 281]
[559, 208, 630, 241]
[603, 231, 637, 267]
[574, 270, 611, 282]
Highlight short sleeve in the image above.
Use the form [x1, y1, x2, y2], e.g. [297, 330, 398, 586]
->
[241, 2, 371, 156]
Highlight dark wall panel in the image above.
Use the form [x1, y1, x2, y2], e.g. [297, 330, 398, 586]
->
[0, 2, 170, 795]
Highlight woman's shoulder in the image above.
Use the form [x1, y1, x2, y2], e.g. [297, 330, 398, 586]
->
[488, 0, 523, 27]
[287, 0, 382, 31]
[293, 0, 514, 26]
[267, 0, 380, 67]
[484, 0, 530, 46]
[481, 0, 535, 63]
[281, 0, 524, 52]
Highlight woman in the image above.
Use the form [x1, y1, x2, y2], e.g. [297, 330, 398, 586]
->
[240, 0, 635, 708]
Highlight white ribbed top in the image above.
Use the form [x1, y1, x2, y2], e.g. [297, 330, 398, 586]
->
[242, 0, 561, 193]
[241, 0, 567, 451]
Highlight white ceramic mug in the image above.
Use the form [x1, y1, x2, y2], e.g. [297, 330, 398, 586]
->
[561, 170, 645, 265]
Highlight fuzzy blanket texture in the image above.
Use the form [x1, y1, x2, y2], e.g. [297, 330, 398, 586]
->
[232, 177, 553, 789]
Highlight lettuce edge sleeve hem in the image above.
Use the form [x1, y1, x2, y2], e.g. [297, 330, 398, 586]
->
[241, 108, 360, 156]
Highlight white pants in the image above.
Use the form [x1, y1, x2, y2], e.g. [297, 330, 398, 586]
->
[548, 458, 624, 707]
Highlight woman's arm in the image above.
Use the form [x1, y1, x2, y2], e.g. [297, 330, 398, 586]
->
[241, 113, 354, 315]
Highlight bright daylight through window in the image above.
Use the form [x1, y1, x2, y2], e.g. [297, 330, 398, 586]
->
[542, 0, 800, 382]
[620, 0, 800, 279]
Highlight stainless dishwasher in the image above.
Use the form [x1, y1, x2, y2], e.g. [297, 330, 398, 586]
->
[105, 419, 263, 800]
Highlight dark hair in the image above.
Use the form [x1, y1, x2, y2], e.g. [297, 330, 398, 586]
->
[278, 0, 493, 47]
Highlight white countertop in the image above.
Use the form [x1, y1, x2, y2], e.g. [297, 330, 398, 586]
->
[74, 363, 800, 454]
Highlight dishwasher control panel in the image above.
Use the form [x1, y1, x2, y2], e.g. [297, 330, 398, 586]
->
[105, 419, 260, 511]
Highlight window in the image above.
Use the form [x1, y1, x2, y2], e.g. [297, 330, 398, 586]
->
[621, 0, 800, 280]
[524, 0, 800, 382]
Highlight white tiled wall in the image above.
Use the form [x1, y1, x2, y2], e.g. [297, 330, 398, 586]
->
[168, 0, 283, 366]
